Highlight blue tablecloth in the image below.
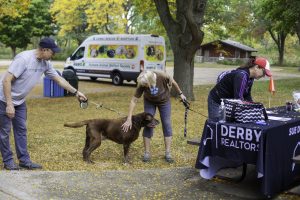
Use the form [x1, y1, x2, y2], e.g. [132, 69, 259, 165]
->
[195, 106, 300, 197]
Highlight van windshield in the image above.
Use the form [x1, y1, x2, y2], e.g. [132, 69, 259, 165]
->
[87, 44, 138, 59]
[144, 45, 165, 62]
[71, 47, 85, 60]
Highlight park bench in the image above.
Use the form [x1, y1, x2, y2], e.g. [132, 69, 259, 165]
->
[187, 138, 247, 182]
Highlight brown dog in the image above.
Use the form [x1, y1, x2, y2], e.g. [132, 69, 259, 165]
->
[64, 112, 159, 163]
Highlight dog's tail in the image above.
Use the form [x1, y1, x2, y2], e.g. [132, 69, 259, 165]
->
[64, 120, 91, 128]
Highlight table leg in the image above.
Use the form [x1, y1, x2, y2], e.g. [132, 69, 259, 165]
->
[215, 163, 248, 183]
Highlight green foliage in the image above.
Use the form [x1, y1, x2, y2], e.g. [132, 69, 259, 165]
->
[204, 0, 256, 44]
[130, 0, 165, 34]
[0, 0, 55, 56]
[0, 0, 30, 18]
[254, 0, 300, 65]
[52, 47, 76, 61]
[51, 0, 125, 44]
[0, 15, 31, 50]
[256, 0, 299, 33]
[28, 0, 55, 37]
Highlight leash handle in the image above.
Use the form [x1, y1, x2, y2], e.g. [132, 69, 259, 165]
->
[79, 99, 88, 109]
[181, 99, 190, 109]
[184, 105, 189, 138]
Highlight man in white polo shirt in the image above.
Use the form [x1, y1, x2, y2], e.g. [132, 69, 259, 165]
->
[0, 37, 87, 170]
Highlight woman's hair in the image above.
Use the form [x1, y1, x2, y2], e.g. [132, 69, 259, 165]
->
[238, 56, 257, 69]
[137, 70, 156, 87]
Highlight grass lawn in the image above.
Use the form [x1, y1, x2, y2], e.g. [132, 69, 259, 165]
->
[7, 77, 300, 171]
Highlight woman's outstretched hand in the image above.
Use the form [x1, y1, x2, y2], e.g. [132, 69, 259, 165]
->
[122, 118, 132, 132]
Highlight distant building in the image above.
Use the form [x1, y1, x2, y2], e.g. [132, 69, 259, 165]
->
[196, 39, 257, 62]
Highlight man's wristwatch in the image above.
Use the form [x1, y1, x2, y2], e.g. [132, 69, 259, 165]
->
[73, 90, 78, 95]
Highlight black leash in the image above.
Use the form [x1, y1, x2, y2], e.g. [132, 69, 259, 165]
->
[89, 101, 126, 117]
[181, 99, 208, 118]
[181, 99, 208, 137]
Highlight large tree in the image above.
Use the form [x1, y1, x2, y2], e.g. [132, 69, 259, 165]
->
[153, 0, 207, 100]
[51, 0, 125, 45]
[256, 0, 300, 65]
[0, 0, 55, 57]
[288, 0, 300, 44]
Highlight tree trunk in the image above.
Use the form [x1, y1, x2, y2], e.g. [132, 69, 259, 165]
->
[296, 22, 300, 45]
[153, 0, 207, 100]
[278, 36, 285, 66]
[173, 49, 195, 100]
[11, 46, 16, 58]
[269, 30, 287, 66]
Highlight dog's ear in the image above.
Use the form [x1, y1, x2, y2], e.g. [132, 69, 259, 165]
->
[145, 113, 153, 121]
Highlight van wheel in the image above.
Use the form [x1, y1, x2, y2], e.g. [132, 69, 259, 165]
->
[112, 73, 123, 85]
[90, 77, 97, 81]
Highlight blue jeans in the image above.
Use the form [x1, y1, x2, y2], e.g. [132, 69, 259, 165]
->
[143, 99, 172, 138]
[0, 101, 30, 165]
[207, 94, 221, 122]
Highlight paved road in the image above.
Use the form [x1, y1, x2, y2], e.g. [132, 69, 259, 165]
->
[1, 59, 300, 86]
[0, 166, 299, 200]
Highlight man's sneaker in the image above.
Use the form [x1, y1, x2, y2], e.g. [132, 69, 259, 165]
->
[165, 153, 174, 163]
[19, 162, 42, 170]
[4, 162, 20, 170]
[142, 152, 151, 162]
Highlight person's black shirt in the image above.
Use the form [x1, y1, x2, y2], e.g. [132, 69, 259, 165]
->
[209, 68, 254, 104]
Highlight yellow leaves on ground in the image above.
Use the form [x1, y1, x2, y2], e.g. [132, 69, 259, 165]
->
[11, 77, 298, 171]
[20, 81, 207, 171]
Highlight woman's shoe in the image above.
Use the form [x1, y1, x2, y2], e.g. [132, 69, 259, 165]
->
[142, 152, 151, 162]
[165, 153, 174, 163]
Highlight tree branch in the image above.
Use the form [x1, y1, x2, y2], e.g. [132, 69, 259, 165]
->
[105, 13, 112, 34]
[296, 22, 300, 44]
[177, 0, 206, 56]
[153, 0, 177, 33]
[184, 0, 205, 44]
[268, 29, 279, 48]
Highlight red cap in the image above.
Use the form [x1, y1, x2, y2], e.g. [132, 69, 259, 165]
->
[254, 57, 272, 77]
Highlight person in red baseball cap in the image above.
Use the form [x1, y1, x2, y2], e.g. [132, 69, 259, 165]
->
[207, 56, 272, 122]
[254, 57, 272, 77]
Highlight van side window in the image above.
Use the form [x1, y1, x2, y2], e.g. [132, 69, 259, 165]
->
[71, 47, 85, 60]
[144, 45, 164, 61]
[87, 44, 137, 59]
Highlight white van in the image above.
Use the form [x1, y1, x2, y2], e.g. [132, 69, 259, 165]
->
[64, 34, 166, 85]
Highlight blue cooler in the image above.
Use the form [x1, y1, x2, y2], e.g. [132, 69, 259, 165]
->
[43, 76, 64, 97]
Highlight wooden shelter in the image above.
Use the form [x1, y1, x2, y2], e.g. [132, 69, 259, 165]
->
[197, 39, 257, 62]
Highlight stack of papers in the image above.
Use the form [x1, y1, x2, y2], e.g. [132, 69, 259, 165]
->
[267, 116, 292, 122]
